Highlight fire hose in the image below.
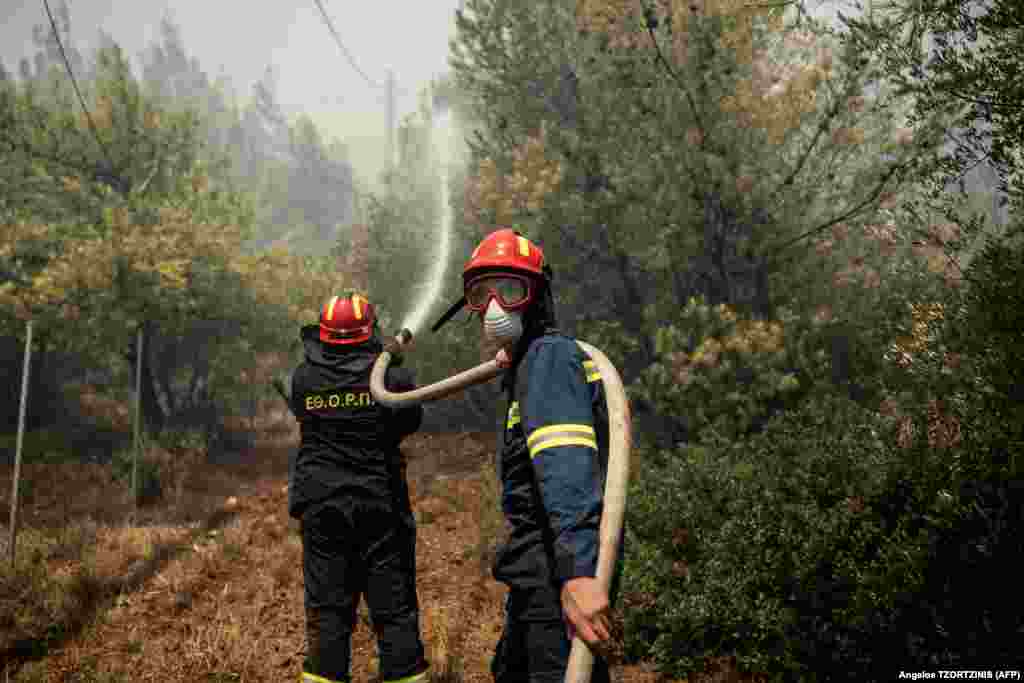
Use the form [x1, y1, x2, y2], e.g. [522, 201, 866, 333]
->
[370, 329, 632, 683]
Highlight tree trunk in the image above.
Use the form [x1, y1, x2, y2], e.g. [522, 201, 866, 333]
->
[25, 332, 66, 431]
[590, 220, 656, 381]
[558, 149, 658, 382]
[683, 193, 775, 318]
[146, 333, 172, 419]
[187, 357, 209, 410]
[156, 335, 178, 417]
[26, 334, 50, 431]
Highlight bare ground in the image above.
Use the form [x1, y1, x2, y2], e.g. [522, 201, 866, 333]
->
[1, 410, 675, 683]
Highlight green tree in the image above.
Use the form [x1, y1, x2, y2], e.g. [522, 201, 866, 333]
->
[0, 39, 239, 227]
[450, 0, 957, 443]
[838, 0, 1024, 218]
[0, 30, 330, 439]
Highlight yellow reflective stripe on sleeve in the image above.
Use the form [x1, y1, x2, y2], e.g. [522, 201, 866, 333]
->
[582, 359, 601, 383]
[302, 672, 344, 683]
[506, 401, 521, 428]
[527, 424, 598, 458]
[526, 424, 595, 447]
[383, 671, 429, 683]
[530, 436, 599, 459]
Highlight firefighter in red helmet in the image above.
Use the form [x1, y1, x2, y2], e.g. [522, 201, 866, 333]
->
[287, 292, 429, 683]
[434, 229, 623, 683]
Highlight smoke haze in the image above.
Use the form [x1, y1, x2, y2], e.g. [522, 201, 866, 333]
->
[0, 0, 463, 189]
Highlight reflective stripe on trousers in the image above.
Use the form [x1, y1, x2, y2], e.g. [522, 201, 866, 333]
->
[301, 671, 429, 683]
[383, 672, 429, 683]
[301, 673, 341, 683]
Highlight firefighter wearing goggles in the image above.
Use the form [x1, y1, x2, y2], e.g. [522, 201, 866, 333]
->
[288, 293, 429, 683]
[435, 228, 623, 683]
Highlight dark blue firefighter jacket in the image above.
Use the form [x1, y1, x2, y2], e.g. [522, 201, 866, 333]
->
[495, 333, 620, 593]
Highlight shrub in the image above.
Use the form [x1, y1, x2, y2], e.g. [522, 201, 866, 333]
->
[622, 392, 894, 679]
[0, 520, 102, 658]
[0, 428, 77, 464]
[630, 297, 837, 448]
[622, 225, 1024, 679]
[107, 427, 213, 506]
[852, 229, 1024, 670]
[109, 446, 162, 505]
[156, 426, 209, 455]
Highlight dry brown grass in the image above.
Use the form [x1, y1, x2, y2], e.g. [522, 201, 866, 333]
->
[0, 386, 681, 683]
[0, 420, 494, 677]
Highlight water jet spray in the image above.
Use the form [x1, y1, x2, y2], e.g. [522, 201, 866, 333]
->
[397, 109, 456, 337]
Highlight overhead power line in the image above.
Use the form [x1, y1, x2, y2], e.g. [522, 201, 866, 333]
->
[311, 0, 381, 90]
[41, 0, 127, 193]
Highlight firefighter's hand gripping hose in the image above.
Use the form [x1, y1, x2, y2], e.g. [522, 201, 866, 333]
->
[370, 330, 633, 683]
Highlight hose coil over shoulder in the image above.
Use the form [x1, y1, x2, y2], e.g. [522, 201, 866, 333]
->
[369, 333, 632, 683]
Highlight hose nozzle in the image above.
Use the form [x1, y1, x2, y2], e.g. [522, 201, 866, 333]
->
[384, 328, 414, 356]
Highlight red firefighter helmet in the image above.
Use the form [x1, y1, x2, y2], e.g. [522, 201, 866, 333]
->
[462, 228, 546, 283]
[432, 229, 548, 332]
[318, 292, 376, 345]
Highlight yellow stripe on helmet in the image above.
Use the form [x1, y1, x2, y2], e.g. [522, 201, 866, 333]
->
[352, 294, 364, 320]
[517, 235, 530, 257]
[325, 295, 340, 321]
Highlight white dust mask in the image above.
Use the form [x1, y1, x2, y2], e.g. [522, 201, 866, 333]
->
[483, 298, 523, 348]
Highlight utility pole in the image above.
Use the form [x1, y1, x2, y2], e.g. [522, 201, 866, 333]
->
[347, 185, 370, 293]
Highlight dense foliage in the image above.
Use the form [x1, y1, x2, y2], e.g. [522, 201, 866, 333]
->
[448, 0, 1023, 677]
[452, 0, 954, 375]
[0, 14, 360, 443]
[1, 0, 1021, 676]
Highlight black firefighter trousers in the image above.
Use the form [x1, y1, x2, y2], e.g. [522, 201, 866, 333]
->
[300, 496, 428, 683]
[491, 585, 613, 683]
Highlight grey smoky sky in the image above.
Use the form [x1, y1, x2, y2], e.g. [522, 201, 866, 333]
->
[1, 0, 864, 184]
[1, 0, 464, 183]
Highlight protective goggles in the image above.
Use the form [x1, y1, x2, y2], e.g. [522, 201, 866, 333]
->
[464, 274, 533, 312]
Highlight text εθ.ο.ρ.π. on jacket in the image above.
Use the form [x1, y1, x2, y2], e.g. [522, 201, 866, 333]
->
[287, 325, 422, 519]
